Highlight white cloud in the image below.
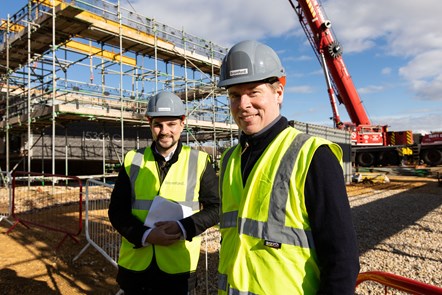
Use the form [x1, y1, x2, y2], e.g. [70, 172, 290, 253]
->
[381, 67, 392, 75]
[398, 49, 442, 101]
[126, 0, 297, 47]
[322, 0, 442, 102]
[285, 85, 314, 94]
[358, 85, 385, 94]
[375, 113, 442, 133]
[283, 55, 313, 62]
[322, 0, 442, 55]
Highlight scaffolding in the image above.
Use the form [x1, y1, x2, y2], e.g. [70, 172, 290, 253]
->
[0, 0, 237, 176]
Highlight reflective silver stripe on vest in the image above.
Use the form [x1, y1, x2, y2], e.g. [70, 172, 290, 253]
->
[186, 149, 199, 204]
[132, 199, 153, 211]
[220, 210, 238, 228]
[229, 288, 258, 295]
[217, 273, 259, 295]
[240, 217, 314, 248]
[265, 133, 314, 248]
[220, 147, 235, 201]
[130, 147, 146, 205]
[218, 273, 228, 292]
[130, 147, 201, 211]
[220, 132, 315, 249]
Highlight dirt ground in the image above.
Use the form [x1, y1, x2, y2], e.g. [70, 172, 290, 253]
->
[0, 221, 120, 294]
[0, 169, 441, 294]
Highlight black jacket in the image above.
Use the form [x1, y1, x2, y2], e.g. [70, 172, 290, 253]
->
[108, 140, 219, 292]
[239, 116, 360, 294]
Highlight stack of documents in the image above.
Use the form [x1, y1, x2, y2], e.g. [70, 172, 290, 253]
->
[144, 195, 193, 227]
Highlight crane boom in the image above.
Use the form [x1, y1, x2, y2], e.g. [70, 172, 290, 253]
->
[289, 0, 371, 127]
[288, 0, 441, 167]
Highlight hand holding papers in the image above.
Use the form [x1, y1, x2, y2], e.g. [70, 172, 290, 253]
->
[144, 195, 193, 228]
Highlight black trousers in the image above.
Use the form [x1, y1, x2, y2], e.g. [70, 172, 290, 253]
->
[117, 259, 197, 295]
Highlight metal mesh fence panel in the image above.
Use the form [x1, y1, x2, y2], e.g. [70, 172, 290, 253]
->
[0, 171, 12, 224]
[8, 171, 83, 248]
[74, 178, 119, 267]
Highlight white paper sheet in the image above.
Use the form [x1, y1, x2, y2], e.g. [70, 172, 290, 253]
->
[144, 195, 193, 227]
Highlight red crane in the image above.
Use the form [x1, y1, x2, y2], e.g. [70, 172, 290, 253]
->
[288, 0, 387, 147]
[288, 0, 442, 167]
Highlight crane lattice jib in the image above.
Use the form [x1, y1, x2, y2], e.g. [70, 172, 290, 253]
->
[292, 0, 372, 126]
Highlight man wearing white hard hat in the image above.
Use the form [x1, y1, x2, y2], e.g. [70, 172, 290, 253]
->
[109, 91, 219, 294]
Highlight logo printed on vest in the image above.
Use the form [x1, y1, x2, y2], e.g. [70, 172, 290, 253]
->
[164, 181, 185, 185]
[264, 240, 281, 249]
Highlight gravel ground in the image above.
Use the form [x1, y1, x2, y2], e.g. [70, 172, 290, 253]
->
[350, 176, 442, 294]
[196, 175, 442, 294]
[1, 173, 441, 294]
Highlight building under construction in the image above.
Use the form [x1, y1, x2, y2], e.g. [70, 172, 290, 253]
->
[0, 0, 238, 177]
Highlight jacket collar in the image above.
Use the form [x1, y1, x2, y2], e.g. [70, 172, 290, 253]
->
[239, 116, 288, 149]
[151, 140, 183, 165]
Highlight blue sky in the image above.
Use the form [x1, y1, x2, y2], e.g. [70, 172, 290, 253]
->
[2, 0, 442, 134]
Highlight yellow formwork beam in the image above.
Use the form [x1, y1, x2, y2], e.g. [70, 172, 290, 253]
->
[65, 40, 136, 66]
[46, 1, 216, 67]
[1, 1, 63, 32]
[32, 0, 63, 7]
[0, 20, 25, 32]
[75, 10, 170, 48]
[0, 1, 64, 31]
[75, 9, 219, 66]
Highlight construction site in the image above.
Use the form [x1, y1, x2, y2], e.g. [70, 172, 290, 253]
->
[1, 1, 441, 295]
[0, 0, 238, 177]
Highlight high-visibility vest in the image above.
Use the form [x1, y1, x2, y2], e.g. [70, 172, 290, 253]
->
[118, 146, 208, 274]
[218, 128, 342, 295]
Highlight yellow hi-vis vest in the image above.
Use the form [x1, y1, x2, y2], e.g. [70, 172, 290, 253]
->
[118, 145, 208, 274]
[218, 128, 342, 295]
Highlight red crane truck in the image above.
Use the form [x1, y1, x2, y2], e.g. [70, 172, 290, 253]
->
[288, 0, 442, 167]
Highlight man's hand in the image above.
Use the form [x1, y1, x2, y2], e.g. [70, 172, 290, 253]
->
[146, 221, 182, 246]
